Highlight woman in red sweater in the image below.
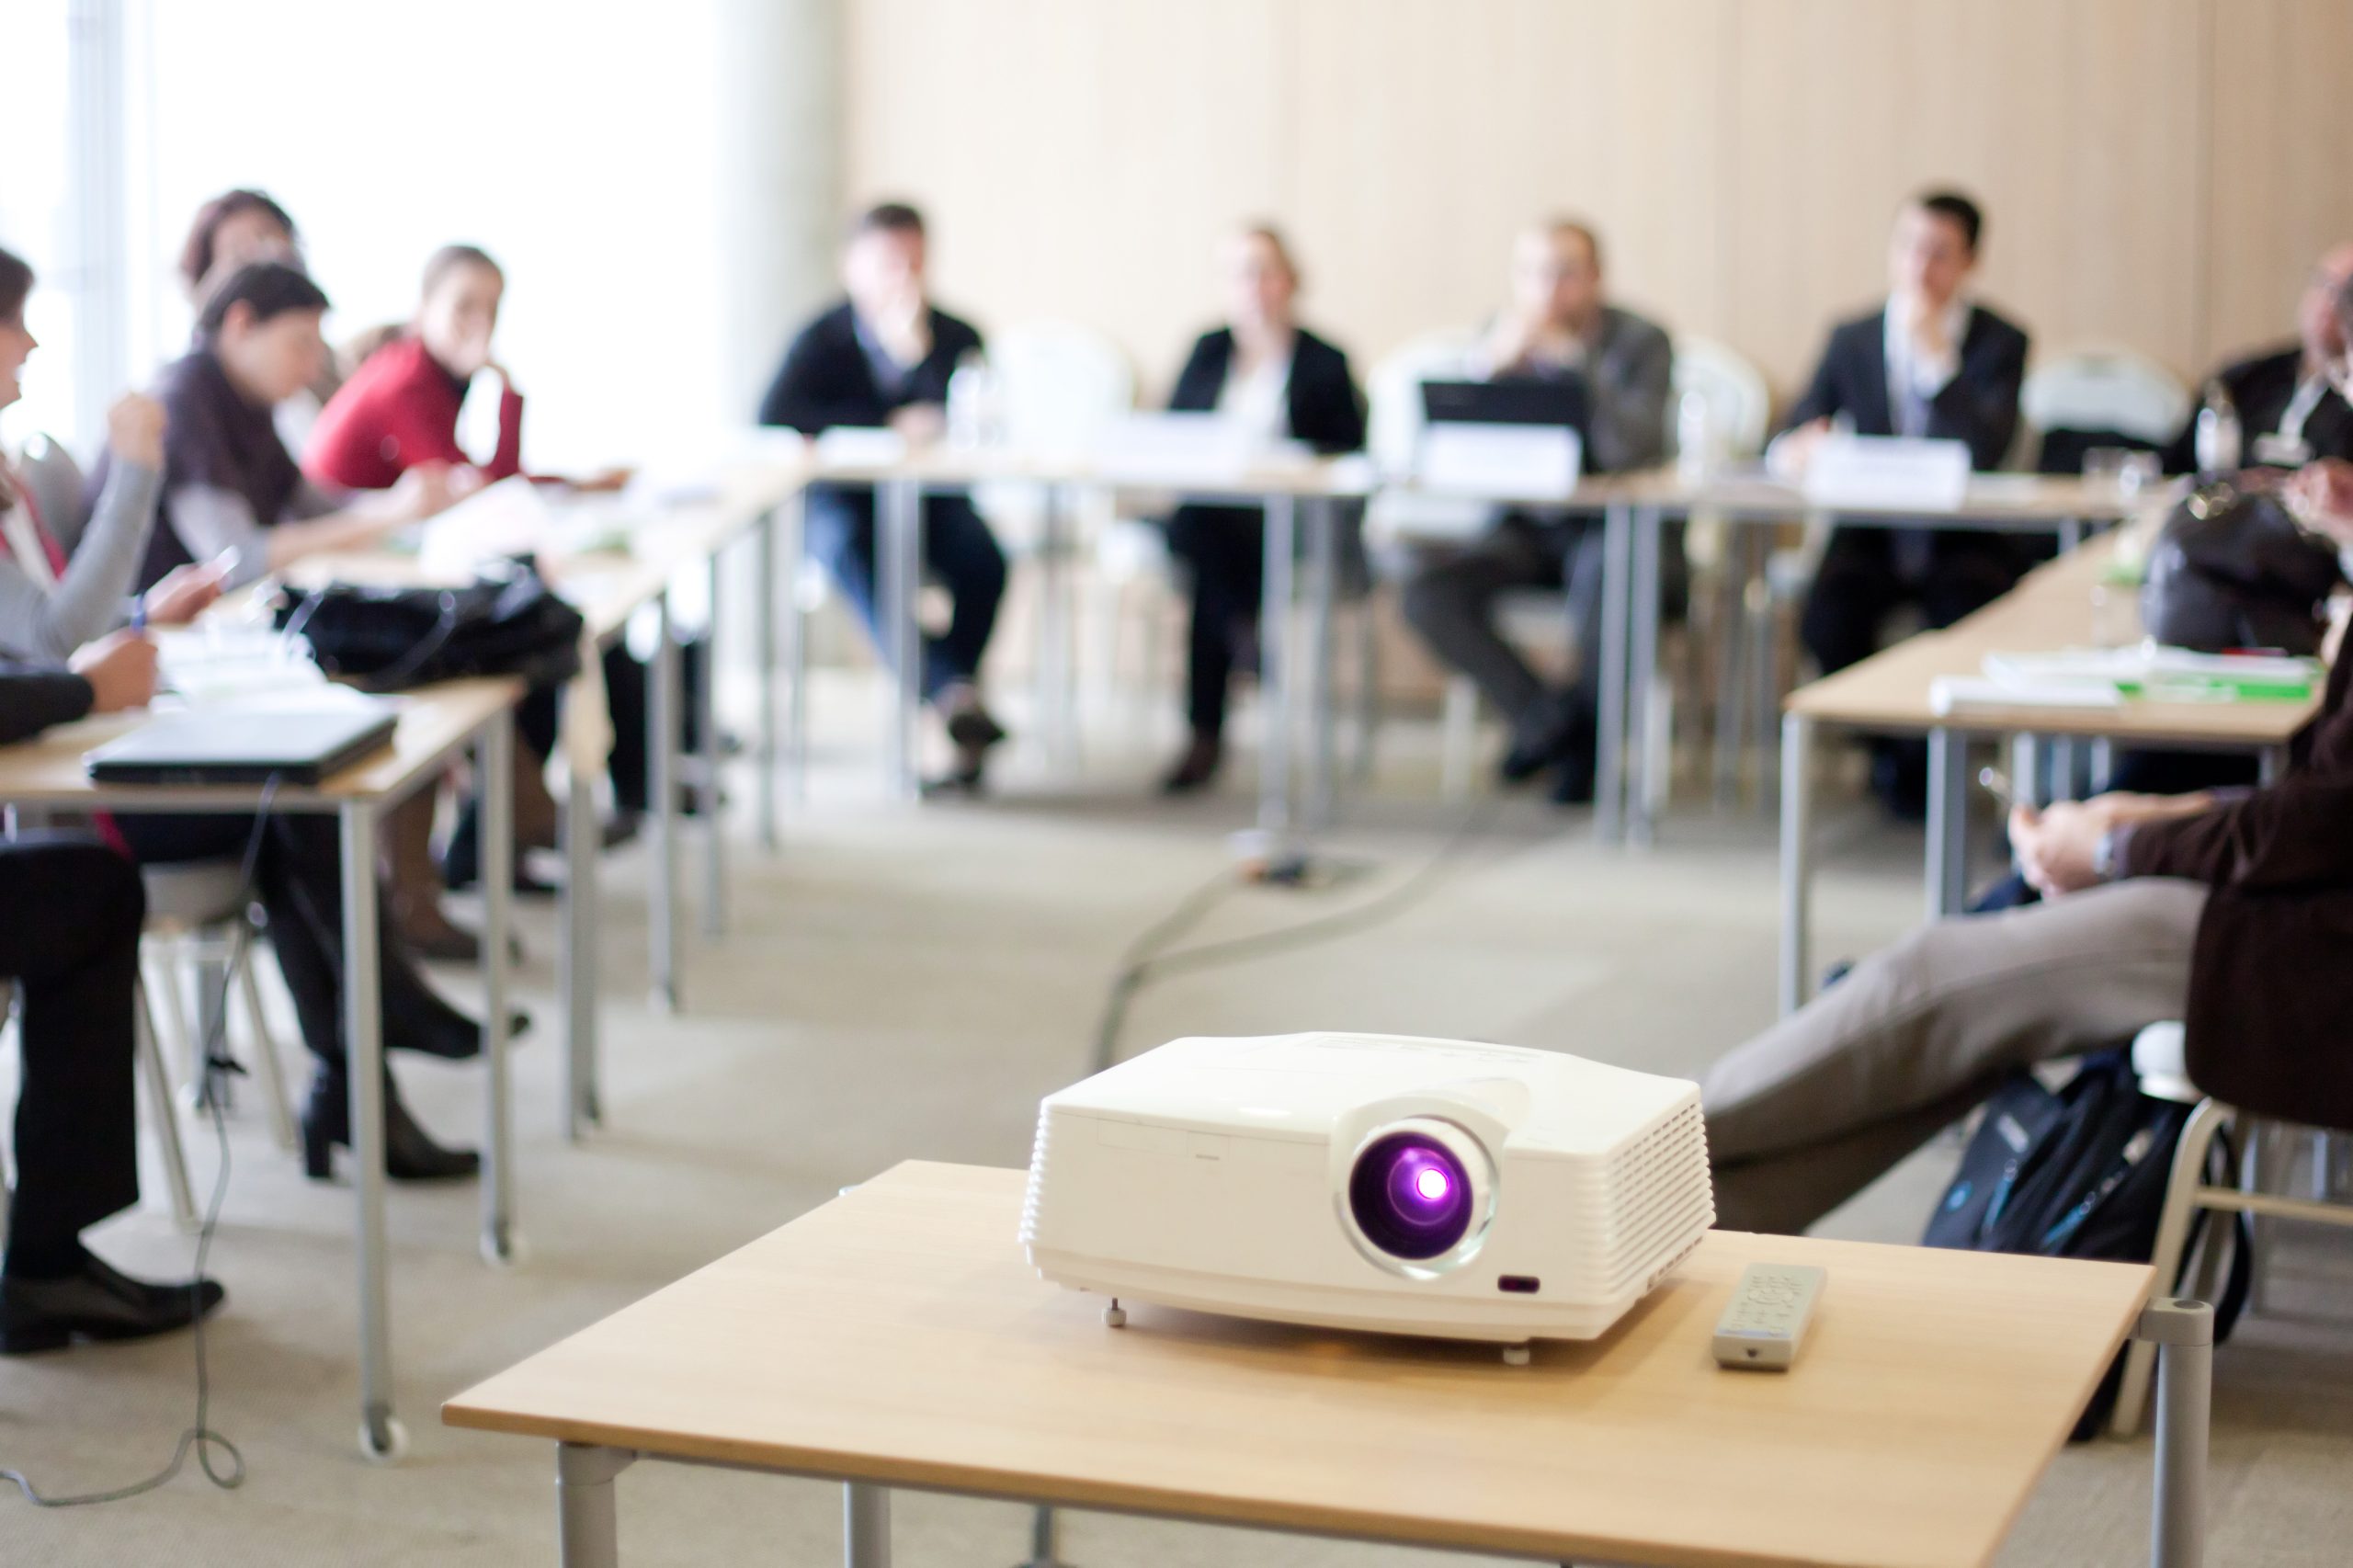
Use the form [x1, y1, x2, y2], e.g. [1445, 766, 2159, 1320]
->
[307, 246, 646, 890]
[306, 244, 528, 488]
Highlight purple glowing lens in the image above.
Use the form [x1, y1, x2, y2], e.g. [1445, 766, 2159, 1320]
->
[1348, 1131, 1474, 1259]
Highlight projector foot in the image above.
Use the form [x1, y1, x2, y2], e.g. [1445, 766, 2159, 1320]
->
[1501, 1344, 1531, 1367]
[1103, 1299, 1127, 1328]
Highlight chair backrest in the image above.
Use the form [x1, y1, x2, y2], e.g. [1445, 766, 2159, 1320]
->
[988, 319, 1136, 457]
[1670, 335, 1771, 459]
[2022, 348, 2190, 449]
[1363, 328, 1491, 547]
[15, 432, 88, 554]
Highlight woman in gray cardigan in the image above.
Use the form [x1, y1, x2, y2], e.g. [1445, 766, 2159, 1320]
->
[0, 245, 223, 656]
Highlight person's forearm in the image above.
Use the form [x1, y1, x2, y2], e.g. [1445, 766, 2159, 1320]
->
[33, 460, 161, 653]
[0, 665, 95, 744]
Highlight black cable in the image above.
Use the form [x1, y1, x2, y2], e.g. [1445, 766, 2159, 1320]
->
[0, 779, 277, 1507]
[1091, 797, 1510, 1074]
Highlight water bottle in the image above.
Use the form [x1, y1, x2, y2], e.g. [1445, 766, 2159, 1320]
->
[2193, 379, 2242, 474]
[946, 349, 990, 449]
[1677, 385, 1716, 483]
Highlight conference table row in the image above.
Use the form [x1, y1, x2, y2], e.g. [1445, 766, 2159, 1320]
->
[0, 438, 2190, 1460]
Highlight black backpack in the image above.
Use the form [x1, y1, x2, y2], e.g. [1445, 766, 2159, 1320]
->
[1923, 1050, 2249, 1439]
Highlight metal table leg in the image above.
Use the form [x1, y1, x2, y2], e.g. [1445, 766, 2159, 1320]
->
[846, 1480, 892, 1568]
[561, 706, 600, 1138]
[1626, 503, 1664, 846]
[1779, 712, 1813, 1017]
[479, 711, 517, 1265]
[1257, 494, 1297, 849]
[1303, 497, 1339, 835]
[649, 592, 681, 1015]
[1037, 483, 1076, 769]
[1015, 1504, 1072, 1567]
[1592, 499, 1632, 844]
[2141, 1297, 2213, 1568]
[1926, 727, 1971, 918]
[784, 490, 810, 808]
[338, 803, 403, 1461]
[699, 552, 726, 939]
[756, 505, 779, 850]
[877, 477, 924, 800]
[557, 1442, 635, 1568]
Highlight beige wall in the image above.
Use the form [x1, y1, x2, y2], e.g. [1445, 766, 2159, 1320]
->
[846, 0, 2353, 409]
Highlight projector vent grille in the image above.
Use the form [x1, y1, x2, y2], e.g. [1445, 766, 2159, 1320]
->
[1019, 1110, 1055, 1244]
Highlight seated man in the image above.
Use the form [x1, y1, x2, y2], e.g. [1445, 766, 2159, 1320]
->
[1400, 217, 1675, 803]
[0, 637, 226, 1351]
[2162, 242, 2353, 473]
[756, 202, 1008, 791]
[1707, 279, 2353, 1228]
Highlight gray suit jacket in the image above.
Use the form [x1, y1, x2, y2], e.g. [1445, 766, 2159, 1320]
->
[1487, 303, 1675, 475]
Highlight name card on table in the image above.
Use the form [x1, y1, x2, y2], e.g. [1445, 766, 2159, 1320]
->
[1415, 423, 1582, 503]
[1089, 413, 1279, 487]
[1802, 435, 1971, 513]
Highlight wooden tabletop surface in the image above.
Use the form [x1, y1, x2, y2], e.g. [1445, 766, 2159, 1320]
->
[1788, 542, 2321, 744]
[0, 676, 521, 810]
[445, 1161, 2150, 1568]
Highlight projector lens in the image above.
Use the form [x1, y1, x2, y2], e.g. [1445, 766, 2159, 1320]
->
[1348, 1131, 1475, 1259]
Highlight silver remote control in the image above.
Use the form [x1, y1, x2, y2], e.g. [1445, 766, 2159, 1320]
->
[1711, 1263, 1825, 1371]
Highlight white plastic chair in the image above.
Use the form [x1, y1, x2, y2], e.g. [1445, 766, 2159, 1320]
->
[1672, 335, 1772, 462]
[141, 859, 299, 1156]
[15, 432, 88, 556]
[979, 321, 1137, 749]
[2022, 348, 2190, 454]
[2112, 1020, 2353, 1435]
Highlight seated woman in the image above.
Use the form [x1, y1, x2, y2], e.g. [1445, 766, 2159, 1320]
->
[0, 246, 222, 656]
[1, 642, 226, 1353]
[304, 244, 649, 874]
[88, 260, 492, 1182]
[1159, 225, 1366, 793]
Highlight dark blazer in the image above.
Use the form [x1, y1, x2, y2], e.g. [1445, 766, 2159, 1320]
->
[1165, 326, 1366, 454]
[2122, 646, 2353, 1131]
[756, 300, 984, 434]
[0, 659, 95, 744]
[2159, 344, 2353, 473]
[1781, 303, 2030, 472]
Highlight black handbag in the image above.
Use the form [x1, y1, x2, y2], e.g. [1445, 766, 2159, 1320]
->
[2140, 480, 2345, 654]
[274, 556, 585, 692]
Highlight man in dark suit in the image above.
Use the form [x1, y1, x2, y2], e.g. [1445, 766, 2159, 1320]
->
[757, 203, 1008, 790]
[1771, 190, 2031, 813]
[0, 636, 226, 1352]
[2161, 242, 2353, 473]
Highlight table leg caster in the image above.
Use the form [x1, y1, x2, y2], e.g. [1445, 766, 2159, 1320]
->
[358, 1412, 411, 1464]
[1103, 1299, 1127, 1329]
[483, 1227, 529, 1268]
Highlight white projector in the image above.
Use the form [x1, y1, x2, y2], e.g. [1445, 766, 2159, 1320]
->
[1021, 1032, 1714, 1351]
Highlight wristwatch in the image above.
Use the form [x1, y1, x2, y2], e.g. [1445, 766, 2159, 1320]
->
[2092, 826, 2127, 882]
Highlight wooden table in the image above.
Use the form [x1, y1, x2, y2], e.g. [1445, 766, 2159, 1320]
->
[0, 676, 526, 1460]
[290, 455, 803, 1140]
[1778, 542, 2315, 1012]
[446, 1161, 2215, 1568]
[1611, 469, 2148, 847]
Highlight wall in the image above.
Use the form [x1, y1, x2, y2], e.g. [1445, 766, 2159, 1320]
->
[847, 0, 2353, 408]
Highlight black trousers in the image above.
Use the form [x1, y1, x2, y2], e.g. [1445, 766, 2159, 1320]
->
[1, 836, 142, 1262]
[516, 642, 664, 816]
[1165, 504, 1267, 741]
[113, 814, 470, 1080]
[1800, 527, 2028, 675]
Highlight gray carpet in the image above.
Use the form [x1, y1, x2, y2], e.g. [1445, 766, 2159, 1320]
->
[5, 688, 2348, 1565]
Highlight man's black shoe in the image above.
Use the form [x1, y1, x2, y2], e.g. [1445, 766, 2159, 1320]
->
[0, 1256, 224, 1354]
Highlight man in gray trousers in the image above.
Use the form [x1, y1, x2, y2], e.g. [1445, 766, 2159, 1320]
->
[1708, 441, 2353, 1234]
[1401, 217, 1675, 803]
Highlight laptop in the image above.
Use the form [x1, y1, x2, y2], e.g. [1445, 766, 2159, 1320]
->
[85, 703, 400, 786]
[1419, 378, 1592, 439]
